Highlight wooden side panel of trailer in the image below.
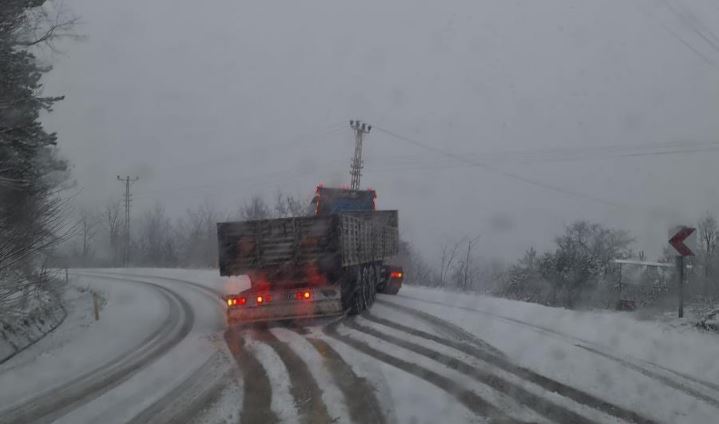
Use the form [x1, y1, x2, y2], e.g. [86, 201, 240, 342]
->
[217, 211, 399, 276]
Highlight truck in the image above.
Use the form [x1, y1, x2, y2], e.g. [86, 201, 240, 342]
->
[217, 185, 402, 324]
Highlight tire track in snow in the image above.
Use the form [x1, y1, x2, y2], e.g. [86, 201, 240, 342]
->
[126, 352, 229, 424]
[345, 318, 598, 424]
[131, 273, 379, 423]
[84, 271, 237, 422]
[391, 293, 719, 406]
[253, 327, 334, 424]
[0, 276, 194, 424]
[97, 272, 340, 423]
[301, 335, 387, 424]
[225, 329, 279, 424]
[575, 344, 719, 409]
[323, 321, 520, 423]
[375, 297, 504, 357]
[365, 310, 657, 424]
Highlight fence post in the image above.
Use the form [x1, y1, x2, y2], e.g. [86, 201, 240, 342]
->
[93, 292, 100, 321]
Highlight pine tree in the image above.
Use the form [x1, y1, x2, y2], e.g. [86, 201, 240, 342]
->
[1, 1, 70, 301]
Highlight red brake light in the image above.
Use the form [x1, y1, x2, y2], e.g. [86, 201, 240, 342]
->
[227, 297, 247, 307]
[390, 271, 403, 279]
[296, 290, 312, 300]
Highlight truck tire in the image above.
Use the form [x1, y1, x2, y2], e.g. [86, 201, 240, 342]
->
[384, 286, 400, 295]
[367, 264, 380, 306]
[362, 265, 373, 309]
[348, 266, 367, 315]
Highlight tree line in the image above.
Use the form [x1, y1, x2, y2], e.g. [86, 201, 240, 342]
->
[495, 215, 719, 309]
[1, 1, 74, 314]
[61, 190, 719, 311]
[59, 193, 312, 269]
[399, 215, 719, 310]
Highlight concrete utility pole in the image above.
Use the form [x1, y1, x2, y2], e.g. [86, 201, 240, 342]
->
[117, 175, 139, 266]
[349, 120, 371, 191]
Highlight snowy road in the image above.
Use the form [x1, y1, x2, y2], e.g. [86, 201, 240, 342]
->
[1, 269, 719, 423]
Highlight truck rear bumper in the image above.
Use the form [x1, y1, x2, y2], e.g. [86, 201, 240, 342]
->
[226, 287, 344, 324]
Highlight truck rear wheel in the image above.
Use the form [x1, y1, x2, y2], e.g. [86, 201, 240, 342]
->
[346, 264, 381, 315]
[367, 264, 380, 306]
[346, 265, 365, 315]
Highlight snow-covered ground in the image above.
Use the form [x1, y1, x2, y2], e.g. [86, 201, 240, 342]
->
[0, 283, 66, 364]
[1, 268, 718, 424]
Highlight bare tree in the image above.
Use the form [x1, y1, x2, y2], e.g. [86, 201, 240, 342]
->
[78, 208, 99, 266]
[176, 202, 220, 267]
[274, 191, 309, 218]
[462, 235, 481, 290]
[12, 1, 81, 50]
[105, 200, 122, 265]
[239, 195, 271, 220]
[135, 204, 177, 267]
[439, 239, 462, 287]
[698, 213, 719, 296]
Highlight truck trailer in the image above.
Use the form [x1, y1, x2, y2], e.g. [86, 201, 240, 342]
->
[217, 186, 400, 324]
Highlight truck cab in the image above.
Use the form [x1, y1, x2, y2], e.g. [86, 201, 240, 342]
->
[311, 186, 376, 216]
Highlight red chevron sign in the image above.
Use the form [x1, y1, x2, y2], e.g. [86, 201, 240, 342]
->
[669, 226, 696, 257]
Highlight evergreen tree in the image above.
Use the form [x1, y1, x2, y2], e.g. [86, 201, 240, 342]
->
[1, 1, 70, 298]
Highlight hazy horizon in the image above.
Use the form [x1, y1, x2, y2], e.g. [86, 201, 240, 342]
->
[40, 0, 719, 262]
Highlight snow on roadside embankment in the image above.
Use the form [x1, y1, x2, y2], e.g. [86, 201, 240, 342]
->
[0, 278, 67, 364]
[383, 285, 719, 424]
[393, 285, 719, 382]
[0, 275, 168, 408]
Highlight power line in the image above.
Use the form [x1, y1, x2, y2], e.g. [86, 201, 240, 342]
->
[633, 0, 718, 67]
[372, 138, 719, 164]
[659, 0, 719, 55]
[365, 143, 719, 172]
[660, 21, 717, 66]
[373, 126, 627, 208]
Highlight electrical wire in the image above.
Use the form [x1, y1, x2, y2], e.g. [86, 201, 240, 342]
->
[373, 126, 626, 208]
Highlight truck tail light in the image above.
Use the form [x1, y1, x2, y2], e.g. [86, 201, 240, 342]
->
[390, 271, 403, 279]
[227, 296, 247, 307]
[296, 290, 312, 300]
[256, 295, 271, 305]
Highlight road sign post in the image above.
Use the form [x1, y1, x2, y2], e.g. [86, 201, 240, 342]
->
[669, 226, 696, 318]
[676, 256, 685, 318]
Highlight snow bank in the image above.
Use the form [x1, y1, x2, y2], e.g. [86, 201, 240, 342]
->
[0, 284, 66, 364]
[395, 285, 719, 384]
[384, 285, 719, 423]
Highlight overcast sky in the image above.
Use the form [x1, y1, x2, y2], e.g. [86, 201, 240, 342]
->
[40, 0, 719, 262]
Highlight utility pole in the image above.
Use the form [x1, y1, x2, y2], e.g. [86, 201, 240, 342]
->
[349, 120, 371, 190]
[677, 255, 685, 318]
[117, 176, 139, 266]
